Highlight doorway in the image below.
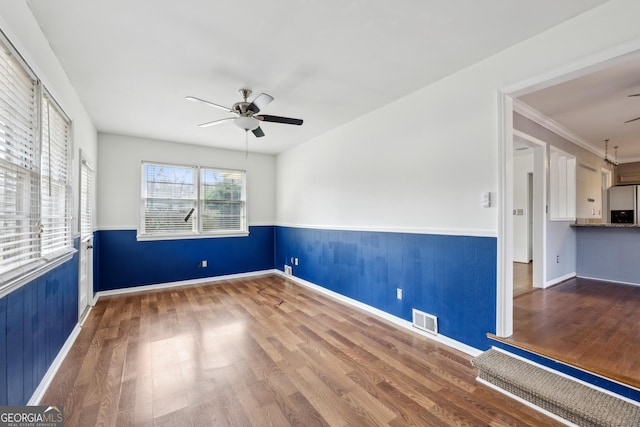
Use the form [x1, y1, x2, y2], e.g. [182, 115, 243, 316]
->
[78, 151, 94, 323]
[512, 130, 546, 296]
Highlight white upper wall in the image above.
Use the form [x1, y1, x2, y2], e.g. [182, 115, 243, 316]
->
[97, 133, 276, 230]
[0, 2, 98, 233]
[276, 0, 640, 236]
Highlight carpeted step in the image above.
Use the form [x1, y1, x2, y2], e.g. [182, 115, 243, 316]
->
[472, 349, 640, 427]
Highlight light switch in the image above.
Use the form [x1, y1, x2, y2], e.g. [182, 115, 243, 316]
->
[482, 192, 491, 208]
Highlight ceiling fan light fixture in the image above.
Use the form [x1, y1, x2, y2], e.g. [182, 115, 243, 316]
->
[234, 116, 259, 131]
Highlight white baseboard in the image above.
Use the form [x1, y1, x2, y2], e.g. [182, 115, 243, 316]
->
[577, 274, 640, 288]
[544, 272, 576, 288]
[95, 269, 279, 298]
[28, 324, 82, 405]
[280, 271, 483, 357]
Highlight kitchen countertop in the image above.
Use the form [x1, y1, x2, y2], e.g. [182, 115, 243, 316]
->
[571, 222, 640, 228]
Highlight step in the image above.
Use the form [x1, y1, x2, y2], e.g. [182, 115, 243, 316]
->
[472, 349, 640, 427]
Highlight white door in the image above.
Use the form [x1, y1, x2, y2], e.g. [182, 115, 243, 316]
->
[79, 154, 94, 321]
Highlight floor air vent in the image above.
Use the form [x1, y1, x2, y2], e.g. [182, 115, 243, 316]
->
[412, 309, 438, 335]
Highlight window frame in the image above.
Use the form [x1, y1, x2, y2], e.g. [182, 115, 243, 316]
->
[138, 161, 248, 241]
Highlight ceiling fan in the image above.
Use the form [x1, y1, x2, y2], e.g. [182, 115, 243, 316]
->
[625, 93, 640, 123]
[186, 89, 303, 138]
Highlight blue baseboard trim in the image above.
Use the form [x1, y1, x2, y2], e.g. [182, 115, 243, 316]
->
[489, 339, 640, 403]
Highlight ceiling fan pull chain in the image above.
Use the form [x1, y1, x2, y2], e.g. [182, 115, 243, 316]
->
[245, 130, 249, 159]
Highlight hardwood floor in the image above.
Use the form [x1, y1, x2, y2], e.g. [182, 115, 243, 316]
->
[509, 276, 640, 389]
[513, 262, 533, 297]
[41, 275, 562, 426]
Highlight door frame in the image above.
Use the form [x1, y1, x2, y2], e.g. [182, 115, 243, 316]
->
[496, 42, 640, 337]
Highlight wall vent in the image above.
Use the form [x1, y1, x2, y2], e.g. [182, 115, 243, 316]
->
[412, 309, 438, 335]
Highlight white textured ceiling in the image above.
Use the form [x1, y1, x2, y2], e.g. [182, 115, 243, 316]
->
[519, 52, 640, 163]
[26, 0, 607, 154]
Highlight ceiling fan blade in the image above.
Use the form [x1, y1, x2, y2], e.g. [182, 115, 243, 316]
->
[186, 96, 233, 113]
[625, 116, 640, 123]
[252, 127, 265, 138]
[198, 117, 235, 128]
[247, 93, 274, 113]
[257, 114, 303, 126]
[628, 94, 640, 97]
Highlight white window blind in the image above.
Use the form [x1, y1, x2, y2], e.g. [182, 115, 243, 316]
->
[140, 162, 246, 238]
[80, 159, 93, 239]
[200, 168, 245, 232]
[0, 36, 40, 274]
[41, 91, 72, 255]
[142, 163, 197, 235]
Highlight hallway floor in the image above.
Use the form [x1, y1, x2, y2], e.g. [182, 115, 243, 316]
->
[508, 277, 640, 389]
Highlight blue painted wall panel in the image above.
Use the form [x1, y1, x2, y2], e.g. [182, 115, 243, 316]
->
[96, 226, 275, 291]
[22, 282, 36, 403]
[275, 226, 497, 350]
[1, 244, 79, 405]
[35, 277, 47, 386]
[6, 287, 24, 405]
[0, 297, 6, 405]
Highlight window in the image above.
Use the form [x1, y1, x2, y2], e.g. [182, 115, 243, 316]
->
[41, 91, 72, 256]
[0, 32, 73, 281]
[139, 162, 247, 239]
[549, 147, 576, 221]
[0, 34, 40, 274]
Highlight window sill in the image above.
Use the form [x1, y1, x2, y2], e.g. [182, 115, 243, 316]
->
[136, 231, 250, 242]
[0, 247, 77, 299]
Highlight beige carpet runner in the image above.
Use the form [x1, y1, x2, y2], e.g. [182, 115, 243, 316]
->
[472, 349, 640, 427]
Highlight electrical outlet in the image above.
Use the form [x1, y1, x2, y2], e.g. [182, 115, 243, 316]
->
[556, 255, 560, 264]
[294, 258, 299, 266]
[396, 288, 402, 300]
[202, 260, 207, 267]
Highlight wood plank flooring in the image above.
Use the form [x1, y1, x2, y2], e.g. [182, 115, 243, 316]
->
[513, 262, 533, 297]
[41, 275, 562, 426]
[509, 276, 640, 389]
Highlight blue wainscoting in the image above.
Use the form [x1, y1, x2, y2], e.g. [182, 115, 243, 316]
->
[275, 226, 497, 350]
[0, 245, 79, 405]
[96, 226, 275, 291]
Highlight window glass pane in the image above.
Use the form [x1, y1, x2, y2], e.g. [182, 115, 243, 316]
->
[142, 163, 197, 234]
[201, 168, 245, 232]
[80, 161, 93, 238]
[41, 92, 72, 255]
[0, 34, 40, 274]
